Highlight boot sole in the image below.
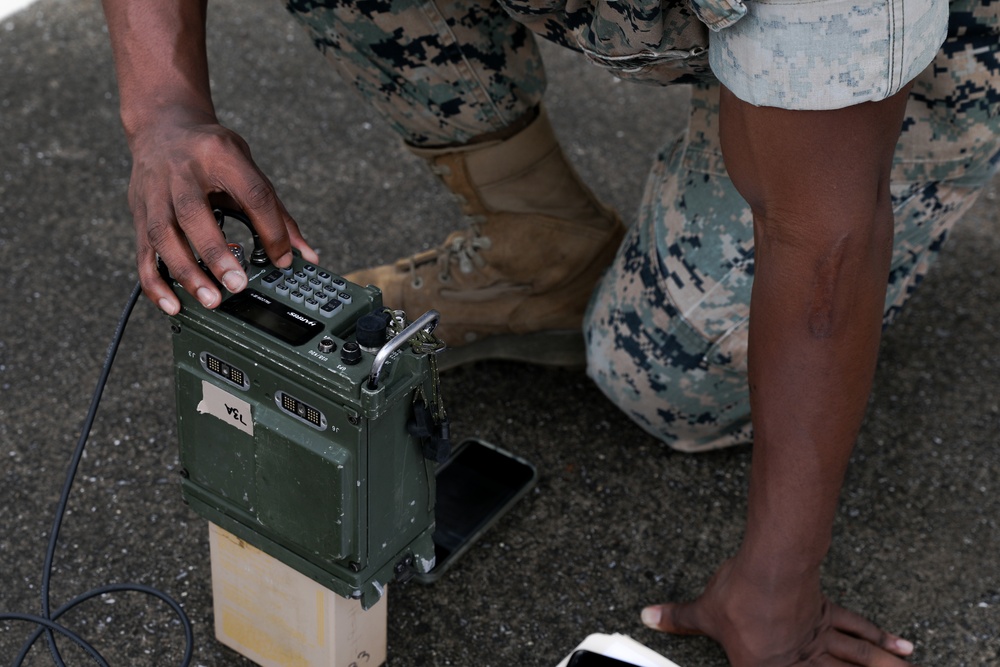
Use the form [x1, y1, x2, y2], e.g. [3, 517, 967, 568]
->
[436, 329, 586, 371]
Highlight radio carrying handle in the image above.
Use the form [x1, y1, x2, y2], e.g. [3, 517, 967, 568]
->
[368, 310, 441, 390]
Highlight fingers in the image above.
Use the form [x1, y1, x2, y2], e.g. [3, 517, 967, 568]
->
[139, 184, 239, 312]
[827, 630, 916, 666]
[248, 189, 320, 266]
[210, 176, 318, 265]
[210, 143, 313, 269]
[223, 170, 294, 269]
[830, 605, 915, 657]
[134, 213, 182, 316]
[640, 603, 705, 637]
[639, 598, 918, 667]
[129, 182, 216, 315]
[285, 213, 320, 263]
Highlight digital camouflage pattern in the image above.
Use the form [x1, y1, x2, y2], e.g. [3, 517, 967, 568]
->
[283, 0, 999, 451]
[494, 0, 711, 86]
[283, 0, 546, 145]
[709, 0, 949, 110]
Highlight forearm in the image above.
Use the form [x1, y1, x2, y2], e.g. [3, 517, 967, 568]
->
[719, 85, 910, 580]
[739, 204, 891, 577]
[100, 0, 215, 141]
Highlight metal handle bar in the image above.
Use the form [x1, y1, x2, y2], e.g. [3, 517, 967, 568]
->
[368, 310, 440, 390]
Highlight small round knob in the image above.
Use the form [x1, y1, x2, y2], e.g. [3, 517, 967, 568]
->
[340, 341, 362, 365]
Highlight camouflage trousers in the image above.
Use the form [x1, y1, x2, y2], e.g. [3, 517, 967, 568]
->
[284, 0, 1000, 451]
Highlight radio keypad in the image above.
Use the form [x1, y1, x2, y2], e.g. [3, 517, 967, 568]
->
[256, 268, 356, 321]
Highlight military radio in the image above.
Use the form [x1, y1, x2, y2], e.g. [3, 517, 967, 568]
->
[166, 209, 449, 610]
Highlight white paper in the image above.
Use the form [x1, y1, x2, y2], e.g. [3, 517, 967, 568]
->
[556, 633, 682, 667]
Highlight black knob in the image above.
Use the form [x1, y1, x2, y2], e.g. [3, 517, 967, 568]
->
[355, 311, 390, 349]
[340, 341, 362, 365]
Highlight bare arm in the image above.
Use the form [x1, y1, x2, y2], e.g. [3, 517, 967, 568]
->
[101, 0, 317, 314]
[645, 86, 916, 666]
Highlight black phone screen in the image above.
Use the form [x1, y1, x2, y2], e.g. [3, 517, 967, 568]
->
[567, 650, 643, 667]
[419, 439, 536, 581]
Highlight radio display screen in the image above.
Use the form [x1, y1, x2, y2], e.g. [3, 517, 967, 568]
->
[219, 289, 323, 346]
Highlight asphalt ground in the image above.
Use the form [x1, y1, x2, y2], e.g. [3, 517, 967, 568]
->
[1, 0, 998, 665]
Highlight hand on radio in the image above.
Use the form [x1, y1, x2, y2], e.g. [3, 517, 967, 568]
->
[125, 108, 318, 315]
[641, 556, 916, 667]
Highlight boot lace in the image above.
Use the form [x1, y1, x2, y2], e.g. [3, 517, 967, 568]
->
[405, 163, 492, 288]
[406, 213, 491, 289]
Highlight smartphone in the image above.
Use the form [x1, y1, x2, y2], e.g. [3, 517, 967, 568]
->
[567, 650, 644, 667]
[414, 438, 537, 583]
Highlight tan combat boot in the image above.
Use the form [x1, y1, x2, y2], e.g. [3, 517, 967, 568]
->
[346, 107, 626, 368]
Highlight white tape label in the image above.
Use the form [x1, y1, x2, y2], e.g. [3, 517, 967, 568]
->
[197, 380, 254, 436]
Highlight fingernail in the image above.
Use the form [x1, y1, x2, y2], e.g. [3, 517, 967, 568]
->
[896, 638, 914, 655]
[158, 298, 179, 315]
[275, 252, 293, 268]
[197, 287, 218, 308]
[223, 270, 246, 293]
[640, 607, 661, 628]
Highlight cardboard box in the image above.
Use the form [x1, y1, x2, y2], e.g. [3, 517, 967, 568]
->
[209, 523, 387, 667]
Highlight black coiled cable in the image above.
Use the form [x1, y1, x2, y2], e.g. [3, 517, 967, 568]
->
[0, 282, 195, 667]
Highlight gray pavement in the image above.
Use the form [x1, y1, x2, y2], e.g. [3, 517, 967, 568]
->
[1, 0, 999, 665]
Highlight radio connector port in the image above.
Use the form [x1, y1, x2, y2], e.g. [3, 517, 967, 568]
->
[200, 352, 249, 390]
[276, 391, 327, 431]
